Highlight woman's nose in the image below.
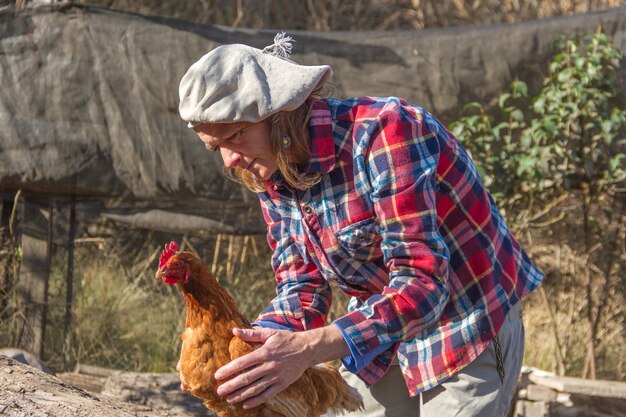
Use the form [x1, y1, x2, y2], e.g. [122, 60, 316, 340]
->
[220, 147, 241, 169]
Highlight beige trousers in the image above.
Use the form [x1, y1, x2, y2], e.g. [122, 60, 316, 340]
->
[327, 302, 524, 417]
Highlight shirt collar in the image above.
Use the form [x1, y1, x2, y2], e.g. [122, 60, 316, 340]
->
[263, 171, 284, 190]
[305, 99, 336, 175]
[263, 99, 335, 192]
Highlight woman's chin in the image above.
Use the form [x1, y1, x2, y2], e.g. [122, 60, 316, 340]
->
[256, 167, 278, 181]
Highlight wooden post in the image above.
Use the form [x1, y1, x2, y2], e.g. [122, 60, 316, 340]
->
[16, 197, 52, 359]
[42, 198, 54, 360]
[0, 197, 15, 316]
[63, 196, 76, 371]
[0, 198, 12, 230]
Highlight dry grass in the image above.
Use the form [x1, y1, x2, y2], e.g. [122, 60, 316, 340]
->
[47, 232, 279, 373]
[39, 244, 185, 372]
[73, 0, 625, 30]
[522, 242, 625, 379]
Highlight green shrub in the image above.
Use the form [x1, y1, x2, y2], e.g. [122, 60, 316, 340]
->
[450, 29, 625, 226]
[450, 29, 625, 379]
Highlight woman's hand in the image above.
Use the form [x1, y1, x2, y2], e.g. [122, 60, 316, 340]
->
[214, 325, 349, 409]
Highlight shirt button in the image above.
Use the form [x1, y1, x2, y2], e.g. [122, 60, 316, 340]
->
[303, 205, 313, 214]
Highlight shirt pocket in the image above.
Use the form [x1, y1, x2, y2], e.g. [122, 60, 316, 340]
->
[334, 217, 383, 262]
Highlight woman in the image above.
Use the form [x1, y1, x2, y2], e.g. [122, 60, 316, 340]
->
[178, 34, 544, 416]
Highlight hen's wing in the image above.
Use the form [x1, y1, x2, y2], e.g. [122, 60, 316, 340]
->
[181, 327, 229, 400]
[227, 334, 255, 358]
[228, 336, 312, 417]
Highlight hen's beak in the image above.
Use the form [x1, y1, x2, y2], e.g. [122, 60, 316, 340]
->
[155, 269, 178, 285]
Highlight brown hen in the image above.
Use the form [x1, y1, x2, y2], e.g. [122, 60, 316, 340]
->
[155, 241, 363, 417]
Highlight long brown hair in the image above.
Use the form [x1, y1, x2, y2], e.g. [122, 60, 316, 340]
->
[227, 87, 331, 192]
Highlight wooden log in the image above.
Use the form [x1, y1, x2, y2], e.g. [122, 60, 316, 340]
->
[528, 373, 626, 399]
[101, 371, 209, 416]
[0, 356, 192, 417]
[549, 395, 626, 417]
[58, 363, 210, 416]
[73, 363, 122, 378]
[526, 384, 559, 402]
[512, 400, 549, 417]
[57, 371, 107, 394]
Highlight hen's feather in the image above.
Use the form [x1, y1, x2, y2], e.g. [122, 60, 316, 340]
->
[156, 243, 364, 417]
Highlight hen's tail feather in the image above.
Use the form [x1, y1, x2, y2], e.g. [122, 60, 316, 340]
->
[310, 363, 364, 414]
[330, 384, 364, 415]
[266, 396, 309, 417]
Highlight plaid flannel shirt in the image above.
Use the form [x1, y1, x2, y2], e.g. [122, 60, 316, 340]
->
[256, 96, 544, 396]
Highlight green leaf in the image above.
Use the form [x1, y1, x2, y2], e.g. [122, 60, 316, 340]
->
[511, 109, 524, 122]
[498, 93, 511, 109]
[491, 126, 501, 141]
[517, 156, 537, 176]
[533, 96, 546, 113]
[450, 123, 465, 138]
[601, 119, 614, 134]
[463, 102, 483, 113]
[609, 154, 625, 172]
[512, 80, 528, 98]
[521, 131, 532, 148]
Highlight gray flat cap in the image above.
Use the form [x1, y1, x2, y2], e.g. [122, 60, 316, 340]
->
[179, 34, 332, 127]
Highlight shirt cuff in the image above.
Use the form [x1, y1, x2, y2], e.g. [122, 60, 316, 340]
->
[333, 322, 393, 373]
[252, 320, 294, 331]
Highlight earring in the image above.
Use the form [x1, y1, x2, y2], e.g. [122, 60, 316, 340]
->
[281, 134, 292, 148]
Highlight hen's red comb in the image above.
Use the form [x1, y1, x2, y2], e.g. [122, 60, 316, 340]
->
[159, 241, 179, 268]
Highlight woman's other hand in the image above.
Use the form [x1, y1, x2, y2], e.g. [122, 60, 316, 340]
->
[214, 326, 348, 409]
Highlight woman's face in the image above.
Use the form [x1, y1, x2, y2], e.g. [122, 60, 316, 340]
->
[194, 120, 278, 181]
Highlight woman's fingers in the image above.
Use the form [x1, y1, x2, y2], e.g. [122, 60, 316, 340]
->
[241, 381, 284, 410]
[216, 361, 272, 397]
[215, 348, 265, 381]
[223, 377, 277, 406]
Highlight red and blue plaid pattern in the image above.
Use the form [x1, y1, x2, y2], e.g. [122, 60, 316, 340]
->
[256, 96, 543, 396]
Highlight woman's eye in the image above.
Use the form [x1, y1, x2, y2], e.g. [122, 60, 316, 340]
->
[229, 131, 243, 143]
[205, 144, 218, 152]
